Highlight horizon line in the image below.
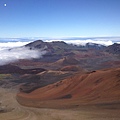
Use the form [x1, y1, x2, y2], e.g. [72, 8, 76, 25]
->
[0, 36, 120, 39]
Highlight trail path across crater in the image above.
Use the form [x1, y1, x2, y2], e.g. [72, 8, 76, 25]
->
[0, 88, 120, 120]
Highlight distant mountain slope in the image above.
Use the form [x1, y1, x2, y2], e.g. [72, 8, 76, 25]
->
[23, 40, 108, 63]
[106, 43, 120, 55]
[17, 67, 120, 108]
[7, 40, 119, 71]
[25, 40, 106, 54]
[54, 56, 79, 66]
[25, 40, 120, 58]
[86, 42, 106, 49]
[25, 40, 54, 52]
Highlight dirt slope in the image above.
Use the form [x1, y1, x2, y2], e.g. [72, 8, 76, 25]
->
[1, 88, 120, 120]
[17, 68, 120, 108]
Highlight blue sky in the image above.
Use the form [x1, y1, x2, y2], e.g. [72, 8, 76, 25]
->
[0, 0, 120, 38]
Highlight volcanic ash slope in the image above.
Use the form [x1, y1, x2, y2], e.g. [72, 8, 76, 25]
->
[17, 68, 120, 108]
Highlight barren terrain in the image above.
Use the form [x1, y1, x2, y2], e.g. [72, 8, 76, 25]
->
[0, 88, 120, 120]
[0, 41, 120, 120]
[17, 68, 120, 108]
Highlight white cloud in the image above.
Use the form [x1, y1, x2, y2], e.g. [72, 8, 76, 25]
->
[0, 37, 119, 65]
[65, 39, 113, 46]
[45, 39, 114, 46]
[0, 41, 32, 50]
[45, 37, 120, 46]
[0, 46, 46, 66]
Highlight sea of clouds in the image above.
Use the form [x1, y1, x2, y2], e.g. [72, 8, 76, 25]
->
[0, 40, 46, 65]
[45, 37, 120, 46]
[0, 37, 120, 65]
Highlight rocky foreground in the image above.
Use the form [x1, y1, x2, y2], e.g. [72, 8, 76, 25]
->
[0, 87, 120, 120]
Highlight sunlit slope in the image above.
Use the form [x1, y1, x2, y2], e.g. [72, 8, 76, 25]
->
[17, 68, 120, 108]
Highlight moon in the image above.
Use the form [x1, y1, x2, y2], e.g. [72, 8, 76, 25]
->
[4, 4, 7, 7]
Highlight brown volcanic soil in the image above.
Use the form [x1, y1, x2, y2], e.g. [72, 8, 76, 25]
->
[0, 64, 46, 74]
[17, 68, 120, 108]
[54, 56, 79, 66]
[61, 65, 83, 72]
[18, 70, 75, 93]
[1, 88, 120, 120]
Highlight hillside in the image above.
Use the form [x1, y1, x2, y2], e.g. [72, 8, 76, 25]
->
[17, 67, 120, 108]
[0, 64, 46, 74]
[105, 43, 120, 55]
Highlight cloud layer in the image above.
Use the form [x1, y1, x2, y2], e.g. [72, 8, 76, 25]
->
[0, 43, 46, 66]
[0, 41, 32, 50]
[0, 37, 119, 65]
[45, 37, 120, 46]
